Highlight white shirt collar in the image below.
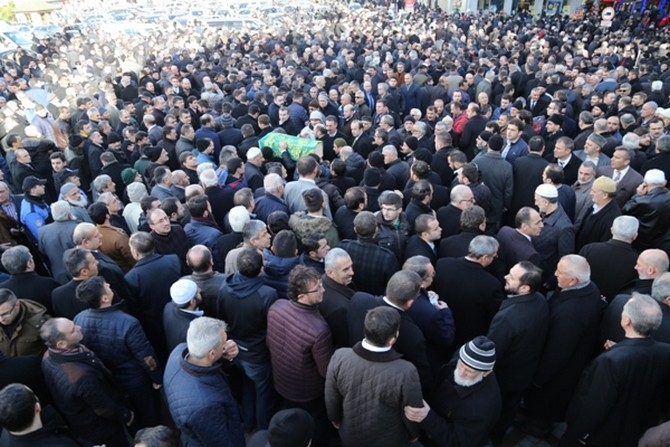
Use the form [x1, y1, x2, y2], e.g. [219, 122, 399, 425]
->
[362, 339, 392, 352]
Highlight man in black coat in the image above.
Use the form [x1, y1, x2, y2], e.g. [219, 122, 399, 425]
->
[439, 205, 487, 258]
[533, 184, 575, 290]
[403, 336, 501, 447]
[459, 104, 487, 160]
[125, 232, 182, 364]
[0, 245, 59, 314]
[511, 136, 549, 217]
[601, 250, 670, 344]
[579, 215, 639, 302]
[433, 235, 503, 351]
[339, 211, 399, 296]
[622, 168, 670, 251]
[495, 207, 544, 272]
[436, 185, 474, 240]
[404, 214, 441, 266]
[162, 279, 202, 354]
[576, 176, 621, 251]
[51, 248, 100, 319]
[347, 271, 433, 395]
[40, 318, 134, 446]
[487, 262, 550, 443]
[520, 255, 604, 436]
[563, 294, 670, 447]
[319, 248, 356, 349]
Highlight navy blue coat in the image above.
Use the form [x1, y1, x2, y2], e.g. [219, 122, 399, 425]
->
[254, 192, 289, 223]
[124, 253, 181, 362]
[164, 344, 245, 447]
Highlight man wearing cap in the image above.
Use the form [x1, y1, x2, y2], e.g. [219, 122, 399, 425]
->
[326, 306, 423, 447]
[576, 176, 622, 250]
[597, 147, 644, 208]
[20, 176, 49, 240]
[245, 147, 265, 192]
[60, 182, 92, 223]
[533, 184, 575, 289]
[247, 408, 315, 447]
[404, 336, 501, 447]
[163, 278, 203, 354]
[623, 169, 670, 250]
[574, 134, 611, 168]
[540, 114, 565, 154]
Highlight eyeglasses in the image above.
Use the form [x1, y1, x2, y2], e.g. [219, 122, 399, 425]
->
[304, 283, 323, 294]
[0, 300, 17, 318]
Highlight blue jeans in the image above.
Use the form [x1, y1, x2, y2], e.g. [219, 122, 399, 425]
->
[237, 359, 274, 430]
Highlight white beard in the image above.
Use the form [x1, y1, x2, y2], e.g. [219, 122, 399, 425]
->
[453, 369, 484, 387]
[67, 195, 88, 208]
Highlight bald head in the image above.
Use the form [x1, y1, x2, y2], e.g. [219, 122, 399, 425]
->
[636, 249, 670, 280]
[186, 244, 213, 273]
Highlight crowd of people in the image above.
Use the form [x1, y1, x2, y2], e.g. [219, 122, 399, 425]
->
[1, 1, 670, 446]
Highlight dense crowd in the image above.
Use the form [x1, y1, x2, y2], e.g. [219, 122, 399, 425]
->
[1, 2, 670, 447]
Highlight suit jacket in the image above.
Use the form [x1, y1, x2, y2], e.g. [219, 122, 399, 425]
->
[553, 154, 581, 186]
[526, 96, 550, 117]
[495, 226, 541, 271]
[597, 166, 644, 208]
[51, 279, 86, 319]
[433, 257, 503, 350]
[404, 235, 438, 266]
[38, 220, 78, 284]
[319, 274, 356, 349]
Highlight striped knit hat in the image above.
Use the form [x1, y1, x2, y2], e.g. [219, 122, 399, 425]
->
[459, 336, 496, 371]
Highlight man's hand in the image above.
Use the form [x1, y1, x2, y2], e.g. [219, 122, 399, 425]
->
[604, 339, 616, 350]
[152, 383, 162, 390]
[126, 410, 135, 427]
[222, 339, 239, 361]
[332, 421, 341, 429]
[404, 399, 430, 423]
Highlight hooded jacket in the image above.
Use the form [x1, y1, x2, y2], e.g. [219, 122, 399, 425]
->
[262, 250, 300, 300]
[217, 273, 278, 363]
[289, 211, 340, 249]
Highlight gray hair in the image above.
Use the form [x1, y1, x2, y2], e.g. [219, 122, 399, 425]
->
[50, 200, 71, 222]
[611, 215, 639, 242]
[620, 113, 637, 127]
[652, 272, 670, 303]
[186, 317, 228, 358]
[264, 173, 284, 195]
[560, 254, 591, 284]
[622, 133, 640, 150]
[97, 192, 115, 206]
[467, 235, 499, 258]
[1, 245, 32, 274]
[199, 168, 218, 187]
[413, 121, 428, 137]
[386, 270, 422, 306]
[92, 174, 112, 193]
[623, 293, 662, 337]
[324, 248, 351, 272]
[657, 135, 670, 154]
[72, 223, 96, 246]
[402, 255, 432, 282]
[243, 220, 267, 242]
[450, 184, 472, 203]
